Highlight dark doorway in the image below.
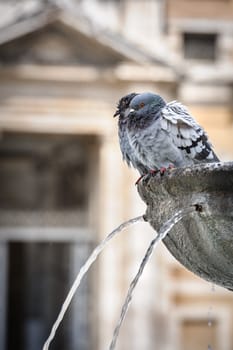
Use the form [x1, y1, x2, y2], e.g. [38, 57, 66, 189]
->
[7, 241, 92, 350]
[7, 242, 70, 350]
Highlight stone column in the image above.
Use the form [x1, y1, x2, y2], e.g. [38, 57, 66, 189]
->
[97, 134, 126, 349]
[122, 0, 163, 47]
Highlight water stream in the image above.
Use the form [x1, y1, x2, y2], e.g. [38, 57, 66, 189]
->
[42, 215, 145, 350]
[43, 205, 197, 350]
[109, 206, 196, 350]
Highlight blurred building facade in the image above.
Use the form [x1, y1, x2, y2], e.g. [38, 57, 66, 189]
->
[0, 1, 232, 350]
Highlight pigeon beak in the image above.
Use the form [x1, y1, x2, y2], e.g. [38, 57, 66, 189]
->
[126, 108, 135, 117]
[113, 109, 120, 118]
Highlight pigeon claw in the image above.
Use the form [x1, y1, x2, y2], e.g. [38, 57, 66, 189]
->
[160, 164, 175, 175]
[135, 174, 145, 185]
[149, 169, 158, 175]
[159, 167, 167, 175]
[135, 169, 159, 185]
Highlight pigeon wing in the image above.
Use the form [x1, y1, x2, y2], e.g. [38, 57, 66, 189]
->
[161, 101, 219, 162]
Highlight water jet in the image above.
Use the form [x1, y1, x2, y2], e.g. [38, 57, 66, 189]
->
[138, 161, 233, 291]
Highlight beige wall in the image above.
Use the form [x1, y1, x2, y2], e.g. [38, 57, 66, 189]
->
[167, 0, 233, 19]
[0, 2, 233, 349]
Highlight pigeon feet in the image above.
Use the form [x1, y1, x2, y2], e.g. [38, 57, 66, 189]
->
[135, 165, 175, 185]
[159, 167, 167, 175]
[135, 169, 158, 185]
[160, 164, 175, 175]
[149, 169, 158, 175]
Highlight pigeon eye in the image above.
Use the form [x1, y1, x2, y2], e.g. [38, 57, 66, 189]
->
[139, 102, 145, 108]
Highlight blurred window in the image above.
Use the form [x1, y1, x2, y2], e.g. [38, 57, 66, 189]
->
[0, 133, 89, 210]
[183, 32, 217, 60]
[0, 132, 98, 226]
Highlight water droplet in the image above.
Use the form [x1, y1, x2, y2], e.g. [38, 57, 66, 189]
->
[211, 284, 216, 292]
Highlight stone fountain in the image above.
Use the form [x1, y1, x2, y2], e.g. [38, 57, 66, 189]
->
[138, 161, 233, 290]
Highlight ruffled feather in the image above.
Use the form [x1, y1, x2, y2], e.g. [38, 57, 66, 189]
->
[161, 101, 219, 162]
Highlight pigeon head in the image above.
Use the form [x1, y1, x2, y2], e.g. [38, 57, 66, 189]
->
[127, 92, 166, 119]
[113, 92, 138, 118]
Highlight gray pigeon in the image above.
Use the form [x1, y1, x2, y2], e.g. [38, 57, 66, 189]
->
[114, 93, 148, 175]
[114, 92, 219, 177]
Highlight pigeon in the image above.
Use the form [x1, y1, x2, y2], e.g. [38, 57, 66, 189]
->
[113, 92, 148, 175]
[114, 91, 219, 178]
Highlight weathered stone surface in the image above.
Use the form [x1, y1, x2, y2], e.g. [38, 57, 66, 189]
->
[138, 162, 233, 290]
